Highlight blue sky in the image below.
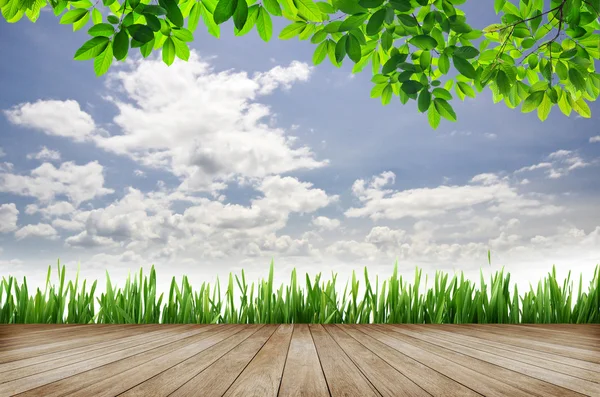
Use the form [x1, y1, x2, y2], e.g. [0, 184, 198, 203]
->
[1, 4, 599, 292]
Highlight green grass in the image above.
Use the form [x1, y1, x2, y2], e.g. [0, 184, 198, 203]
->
[1, 261, 598, 324]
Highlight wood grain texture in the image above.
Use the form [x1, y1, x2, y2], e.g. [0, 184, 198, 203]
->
[309, 324, 380, 397]
[326, 325, 428, 397]
[0, 324, 598, 397]
[171, 325, 278, 397]
[278, 324, 330, 397]
[222, 324, 293, 397]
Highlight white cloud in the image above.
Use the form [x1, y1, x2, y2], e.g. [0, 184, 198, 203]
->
[253, 60, 313, 95]
[0, 147, 5, 157]
[345, 171, 561, 221]
[133, 169, 146, 177]
[312, 216, 341, 231]
[26, 201, 76, 218]
[91, 53, 325, 193]
[27, 146, 61, 162]
[4, 100, 98, 142]
[590, 136, 600, 143]
[0, 203, 19, 233]
[0, 161, 113, 206]
[14, 223, 58, 240]
[514, 149, 591, 179]
[484, 133, 497, 139]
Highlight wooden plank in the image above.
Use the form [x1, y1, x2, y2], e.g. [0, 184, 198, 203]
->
[339, 325, 478, 397]
[0, 325, 191, 382]
[309, 324, 380, 397]
[222, 324, 293, 397]
[425, 324, 600, 373]
[14, 326, 227, 397]
[0, 325, 157, 363]
[401, 324, 600, 383]
[386, 325, 587, 397]
[326, 325, 428, 397]
[364, 325, 535, 397]
[278, 324, 330, 397]
[65, 325, 245, 397]
[0, 325, 222, 396]
[478, 325, 600, 350]
[119, 325, 264, 397]
[458, 324, 600, 363]
[171, 325, 278, 397]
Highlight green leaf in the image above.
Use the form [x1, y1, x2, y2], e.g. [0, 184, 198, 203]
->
[401, 80, 423, 94]
[409, 35, 438, 50]
[358, 0, 383, 8]
[452, 56, 476, 78]
[144, 14, 161, 32]
[537, 93, 552, 121]
[568, 68, 587, 91]
[397, 14, 418, 28]
[74, 36, 110, 60]
[495, 70, 511, 96]
[279, 21, 306, 39]
[381, 84, 392, 105]
[294, 0, 322, 22]
[339, 13, 368, 32]
[521, 90, 544, 113]
[311, 29, 327, 44]
[256, 6, 272, 41]
[346, 34, 362, 63]
[201, 2, 221, 37]
[172, 28, 194, 42]
[91, 8, 102, 24]
[107, 15, 119, 24]
[453, 46, 479, 59]
[140, 38, 155, 58]
[457, 82, 475, 98]
[557, 91, 572, 116]
[94, 43, 113, 76]
[189, 2, 201, 32]
[335, 35, 347, 63]
[143, 5, 168, 15]
[418, 88, 431, 113]
[160, 0, 184, 27]
[432, 87, 452, 100]
[113, 30, 129, 60]
[433, 98, 457, 121]
[60, 8, 88, 24]
[428, 105, 441, 128]
[128, 24, 155, 44]
[72, 11, 90, 32]
[438, 53, 450, 74]
[572, 97, 591, 118]
[313, 40, 328, 65]
[263, 0, 282, 16]
[389, 0, 412, 12]
[88, 23, 115, 37]
[162, 36, 176, 65]
[172, 37, 190, 60]
[366, 8, 385, 36]
[214, 0, 237, 24]
[233, 0, 248, 30]
[527, 53, 538, 69]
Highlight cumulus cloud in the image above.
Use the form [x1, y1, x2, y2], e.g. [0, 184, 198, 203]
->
[27, 146, 61, 162]
[515, 149, 590, 179]
[590, 136, 600, 143]
[0, 161, 113, 206]
[0, 203, 19, 233]
[92, 53, 325, 192]
[312, 216, 341, 231]
[345, 171, 561, 221]
[4, 100, 98, 141]
[14, 223, 58, 240]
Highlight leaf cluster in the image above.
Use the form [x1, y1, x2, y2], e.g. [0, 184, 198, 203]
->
[2, 0, 599, 127]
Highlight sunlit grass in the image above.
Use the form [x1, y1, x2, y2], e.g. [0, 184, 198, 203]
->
[1, 261, 598, 324]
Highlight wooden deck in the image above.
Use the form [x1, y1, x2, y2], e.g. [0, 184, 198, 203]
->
[0, 324, 599, 397]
